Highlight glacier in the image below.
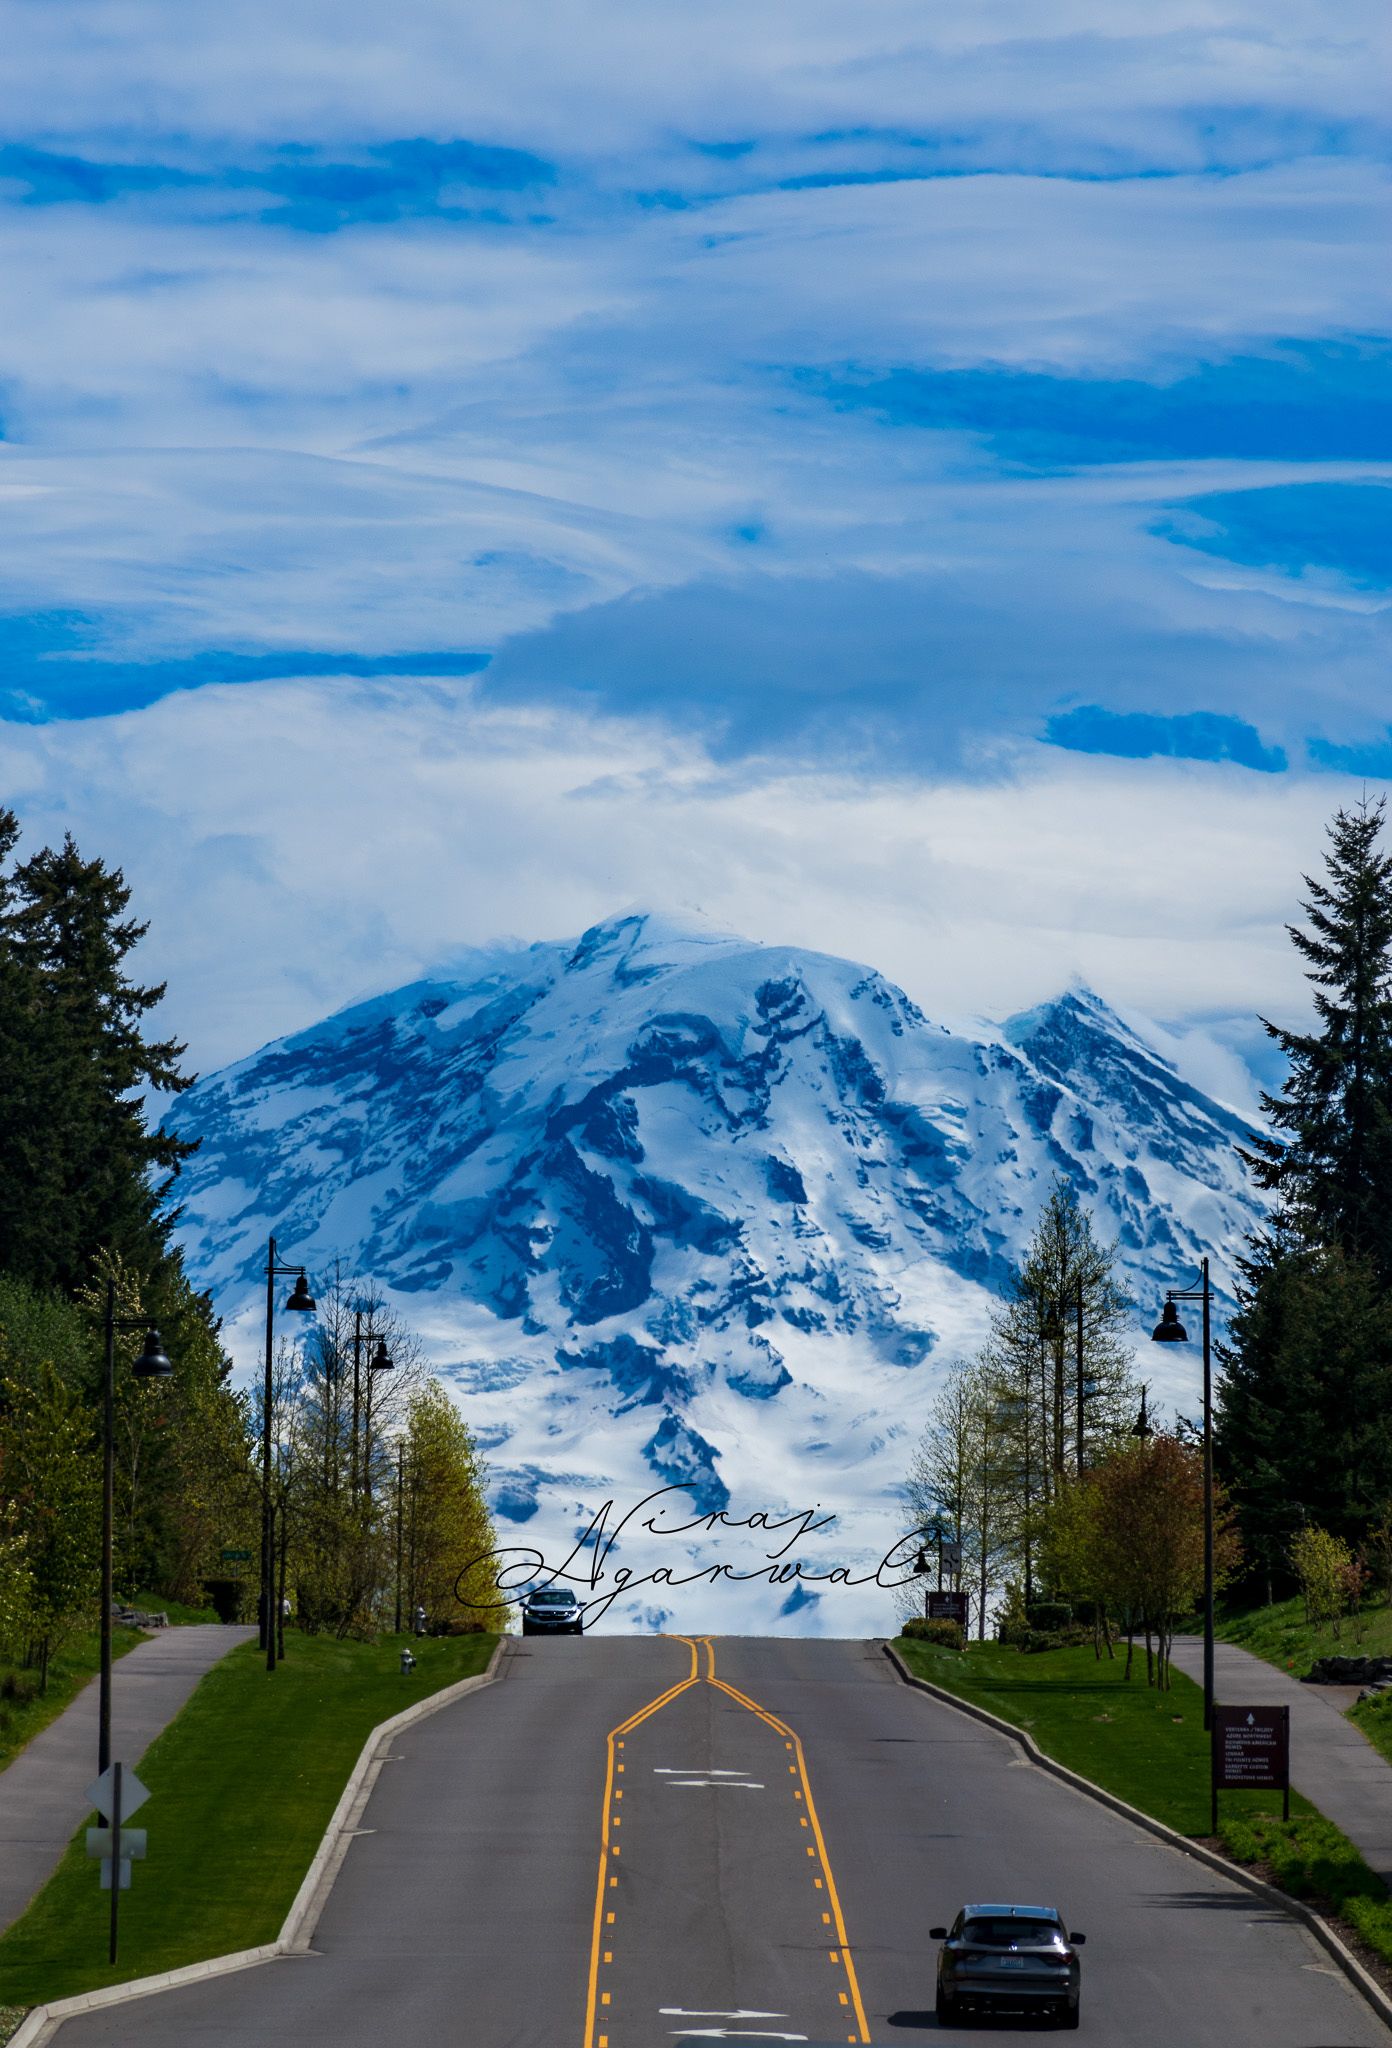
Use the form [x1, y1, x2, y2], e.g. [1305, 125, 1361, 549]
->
[167, 912, 1266, 1636]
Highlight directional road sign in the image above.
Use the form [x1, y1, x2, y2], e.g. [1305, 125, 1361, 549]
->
[86, 1766, 150, 1823]
[221, 1549, 253, 1561]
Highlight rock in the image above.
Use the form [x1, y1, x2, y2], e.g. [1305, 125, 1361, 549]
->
[1305, 1654, 1392, 1685]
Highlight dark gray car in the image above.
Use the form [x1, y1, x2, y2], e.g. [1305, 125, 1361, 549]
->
[930, 1902, 1085, 2028]
[520, 1586, 584, 1635]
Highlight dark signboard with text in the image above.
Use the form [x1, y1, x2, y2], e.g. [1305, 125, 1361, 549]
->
[1211, 1704, 1289, 1825]
[927, 1590, 969, 1626]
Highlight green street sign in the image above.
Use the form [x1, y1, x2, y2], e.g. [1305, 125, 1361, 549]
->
[220, 1549, 253, 1561]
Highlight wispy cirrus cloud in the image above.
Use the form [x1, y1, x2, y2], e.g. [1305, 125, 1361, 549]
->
[0, 0, 1386, 1079]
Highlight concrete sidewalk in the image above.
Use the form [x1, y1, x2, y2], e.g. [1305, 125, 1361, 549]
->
[1171, 1634, 1392, 1882]
[0, 1624, 256, 1934]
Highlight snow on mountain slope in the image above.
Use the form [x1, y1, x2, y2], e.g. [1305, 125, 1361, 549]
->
[168, 912, 1266, 1634]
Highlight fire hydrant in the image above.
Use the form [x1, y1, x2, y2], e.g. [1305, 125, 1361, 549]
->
[400, 1647, 417, 1675]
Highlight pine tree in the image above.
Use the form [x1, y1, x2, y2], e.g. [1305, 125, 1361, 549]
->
[1242, 798, 1392, 1282]
[0, 810, 197, 1293]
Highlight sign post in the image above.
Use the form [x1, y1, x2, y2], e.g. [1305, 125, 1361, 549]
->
[1211, 1706, 1289, 1833]
[85, 1764, 151, 1963]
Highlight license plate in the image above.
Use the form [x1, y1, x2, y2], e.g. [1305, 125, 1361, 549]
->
[998, 1958, 1025, 1970]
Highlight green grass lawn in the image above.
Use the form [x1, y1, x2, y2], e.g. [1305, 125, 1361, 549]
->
[892, 1636, 1316, 1837]
[1214, 1589, 1392, 1678]
[0, 1630, 498, 2009]
[0, 1628, 145, 1774]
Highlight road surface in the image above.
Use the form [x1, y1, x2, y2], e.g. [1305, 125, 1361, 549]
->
[55, 1634, 1388, 2046]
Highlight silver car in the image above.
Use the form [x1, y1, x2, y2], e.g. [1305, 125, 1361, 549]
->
[520, 1586, 584, 1635]
[931, 1902, 1085, 2029]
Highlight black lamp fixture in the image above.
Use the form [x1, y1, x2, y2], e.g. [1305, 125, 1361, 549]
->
[370, 1337, 393, 1372]
[284, 1270, 317, 1314]
[131, 1326, 174, 1378]
[1151, 1300, 1188, 1344]
[1130, 1385, 1152, 1439]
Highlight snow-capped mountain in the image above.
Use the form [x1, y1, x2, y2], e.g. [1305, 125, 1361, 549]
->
[169, 912, 1265, 1634]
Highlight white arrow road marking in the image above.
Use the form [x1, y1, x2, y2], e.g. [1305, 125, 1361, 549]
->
[660, 2012, 788, 2019]
[653, 1769, 756, 1776]
[666, 2032, 808, 2040]
[665, 1779, 766, 1788]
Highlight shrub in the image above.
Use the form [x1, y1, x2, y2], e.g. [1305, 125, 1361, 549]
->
[900, 1617, 965, 1649]
[1026, 1601, 1073, 1632]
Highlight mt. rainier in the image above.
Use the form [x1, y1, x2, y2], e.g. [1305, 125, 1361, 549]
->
[171, 912, 1264, 1634]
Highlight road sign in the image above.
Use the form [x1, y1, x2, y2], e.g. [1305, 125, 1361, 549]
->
[221, 1548, 253, 1561]
[86, 1766, 150, 1823]
[87, 1827, 147, 1886]
[941, 1542, 963, 1572]
[928, 1590, 969, 1626]
[1211, 1705, 1289, 1829]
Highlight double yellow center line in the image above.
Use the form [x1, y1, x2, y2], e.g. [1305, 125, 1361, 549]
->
[582, 1635, 872, 2045]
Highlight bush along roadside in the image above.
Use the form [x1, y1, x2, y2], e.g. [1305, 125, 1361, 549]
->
[1216, 1811, 1392, 1970]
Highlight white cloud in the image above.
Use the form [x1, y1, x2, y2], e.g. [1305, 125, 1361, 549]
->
[0, 675, 1357, 1085]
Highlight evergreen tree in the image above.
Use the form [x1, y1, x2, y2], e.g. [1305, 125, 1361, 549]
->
[1242, 798, 1392, 1282]
[1216, 1226, 1392, 1561]
[0, 808, 197, 1293]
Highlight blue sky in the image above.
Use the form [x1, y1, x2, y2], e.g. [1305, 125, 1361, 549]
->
[0, 0, 1388, 1090]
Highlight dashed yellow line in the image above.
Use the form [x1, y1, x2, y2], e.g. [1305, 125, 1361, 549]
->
[581, 1635, 871, 2047]
[582, 1636, 701, 2048]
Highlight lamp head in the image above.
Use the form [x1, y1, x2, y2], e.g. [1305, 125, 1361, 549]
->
[1131, 1385, 1152, 1438]
[132, 1326, 174, 1378]
[1151, 1299, 1188, 1344]
[285, 1271, 317, 1313]
[913, 1547, 930, 1576]
[370, 1338, 393, 1372]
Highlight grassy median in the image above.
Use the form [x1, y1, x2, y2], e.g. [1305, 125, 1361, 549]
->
[892, 1635, 1317, 1835]
[0, 1627, 146, 1775]
[0, 1630, 498, 2009]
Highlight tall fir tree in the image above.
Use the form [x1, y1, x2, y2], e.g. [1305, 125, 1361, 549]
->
[1242, 798, 1392, 1282]
[1219, 800, 1392, 1576]
[0, 808, 198, 1294]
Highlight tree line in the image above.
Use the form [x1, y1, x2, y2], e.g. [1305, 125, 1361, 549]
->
[901, 1179, 1233, 1682]
[1218, 800, 1392, 1597]
[904, 797, 1392, 1658]
[0, 807, 504, 1687]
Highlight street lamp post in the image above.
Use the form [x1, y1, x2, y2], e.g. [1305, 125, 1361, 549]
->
[1152, 1257, 1215, 1729]
[261, 1239, 316, 1674]
[351, 1310, 394, 1500]
[99, 1284, 174, 1774]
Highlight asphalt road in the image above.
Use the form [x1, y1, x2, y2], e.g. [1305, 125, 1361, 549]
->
[55, 1634, 1390, 2048]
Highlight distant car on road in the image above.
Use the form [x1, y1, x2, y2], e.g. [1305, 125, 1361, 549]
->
[930, 1902, 1085, 2029]
[520, 1586, 585, 1635]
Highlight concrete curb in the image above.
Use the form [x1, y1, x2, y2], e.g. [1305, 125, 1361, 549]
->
[882, 1641, 1392, 2035]
[8, 1637, 510, 2048]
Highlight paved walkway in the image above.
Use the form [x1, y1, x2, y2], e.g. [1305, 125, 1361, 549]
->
[1171, 1634, 1392, 1882]
[0, 1624, 256, 1934]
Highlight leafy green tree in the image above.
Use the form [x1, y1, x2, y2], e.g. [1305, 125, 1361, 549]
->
[0, 808, 197, 1294]
[402, 1381, 503, 1631]
[1243, 799, 1392, 1281]
[0, 1367, 102, 1688]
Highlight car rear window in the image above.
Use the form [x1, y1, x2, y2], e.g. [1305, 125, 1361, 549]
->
[962, 1919, 1061, 1947]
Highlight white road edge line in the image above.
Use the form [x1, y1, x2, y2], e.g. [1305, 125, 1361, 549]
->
[883, 1640, 1392, 2038]
[8, 1636, 511, 2048]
